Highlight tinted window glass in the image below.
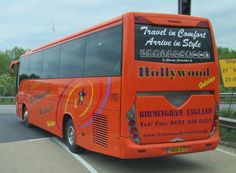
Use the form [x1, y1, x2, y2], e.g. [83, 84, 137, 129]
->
[60, 38, 85, 77]
[19, 57, 30, 83]
[84, 25, 122, 76]
[29, 52, 43, 79]
[135, 24, 214, 63]
[42, 46, 61, 78]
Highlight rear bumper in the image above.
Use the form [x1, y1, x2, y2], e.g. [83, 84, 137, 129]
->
[120, 131, 219, 159]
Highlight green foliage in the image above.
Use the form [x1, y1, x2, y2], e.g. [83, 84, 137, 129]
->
[220, 84, 229, 93]
[0, 47, 26, 97]
[220, 127, 236, 143]
[0, 52, 10, 75]
[0, 47, 26, 75]
[4, 47, 26, 61]
[218, 47, 236, 59]
[0, 98, 15, 105]
[220, 109, 236, 119]
[0, 74, 16, 96]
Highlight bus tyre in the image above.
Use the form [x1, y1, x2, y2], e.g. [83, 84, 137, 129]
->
[22, 107, 31, 127]
[65, 119, 83, 153]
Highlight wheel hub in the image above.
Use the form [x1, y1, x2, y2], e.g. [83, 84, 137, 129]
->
[23, 110, 28, 121]
[67, 126, 75, 146]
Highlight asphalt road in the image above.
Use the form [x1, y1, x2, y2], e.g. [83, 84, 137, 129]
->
[0, 105, 236, 173]
[0, 111, 52, 143]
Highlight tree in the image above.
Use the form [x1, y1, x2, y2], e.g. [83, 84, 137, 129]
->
[0, 52, 10, 75]
[218, 47, 236, 59]
[0, 47, 26, 96]
[0, 47, 26, 75]
[0, 74, 16, 96]
[5, 47, 26, 60]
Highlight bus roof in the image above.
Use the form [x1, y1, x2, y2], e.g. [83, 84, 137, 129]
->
[22, 12, 209, 57]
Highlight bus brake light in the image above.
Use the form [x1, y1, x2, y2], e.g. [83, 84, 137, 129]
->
[127, 105, 141, 144]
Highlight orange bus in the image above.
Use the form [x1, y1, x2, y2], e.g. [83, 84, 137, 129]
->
[14, 12, 220, 159]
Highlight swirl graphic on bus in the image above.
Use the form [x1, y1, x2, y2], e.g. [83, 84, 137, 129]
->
[64, 77, 111, 128]
[79, 77, 111, 128]
[65, 80, 94, 117]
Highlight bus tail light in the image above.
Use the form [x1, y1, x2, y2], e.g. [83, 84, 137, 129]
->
[127, 105, 141, 144]
[209, 105, 219, 137]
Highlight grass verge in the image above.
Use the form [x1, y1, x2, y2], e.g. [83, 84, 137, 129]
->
[220, 127, 236, 148]
[220, 109, 236, 119]
[0, 98, 15, 105]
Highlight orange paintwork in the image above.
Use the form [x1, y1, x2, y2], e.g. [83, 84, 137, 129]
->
[16, 12, 219, 159]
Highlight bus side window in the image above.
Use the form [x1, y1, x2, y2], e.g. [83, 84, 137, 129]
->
[84, 25, 122, 77]
[42, 46, 61, 78]
[19, 57, 30, 84]
[60, 38, 85, 77]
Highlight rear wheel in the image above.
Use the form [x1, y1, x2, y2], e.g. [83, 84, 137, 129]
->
[65, 119, 84, 153]
[22, 106, 31, 127]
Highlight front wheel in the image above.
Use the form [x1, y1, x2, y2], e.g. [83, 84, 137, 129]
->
[65, 119, 84, 153]
[22, 107, 32, 127]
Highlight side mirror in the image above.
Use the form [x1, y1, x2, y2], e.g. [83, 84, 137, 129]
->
[9, 60, 20, 75]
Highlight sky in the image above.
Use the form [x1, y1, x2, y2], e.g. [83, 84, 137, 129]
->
[0, 0, 235, 51]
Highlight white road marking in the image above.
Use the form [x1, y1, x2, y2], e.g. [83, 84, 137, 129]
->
[1, 137, 50, 144]
[216, 148, 236, 157]
[52, 137, 98, 173]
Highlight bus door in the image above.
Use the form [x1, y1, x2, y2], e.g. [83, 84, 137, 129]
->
[10, 60, 21, 116]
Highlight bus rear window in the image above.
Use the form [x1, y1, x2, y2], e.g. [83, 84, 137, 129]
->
[135, 24, 214, 63]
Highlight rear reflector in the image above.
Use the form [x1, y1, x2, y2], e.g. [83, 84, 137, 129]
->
[209, 105, 219, 137]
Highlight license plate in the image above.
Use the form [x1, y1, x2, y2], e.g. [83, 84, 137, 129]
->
[168, 146, 187, 154]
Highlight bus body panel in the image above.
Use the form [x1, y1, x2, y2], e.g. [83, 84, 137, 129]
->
[120, 12, 219, 157]
[17, 77, 121, 157]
